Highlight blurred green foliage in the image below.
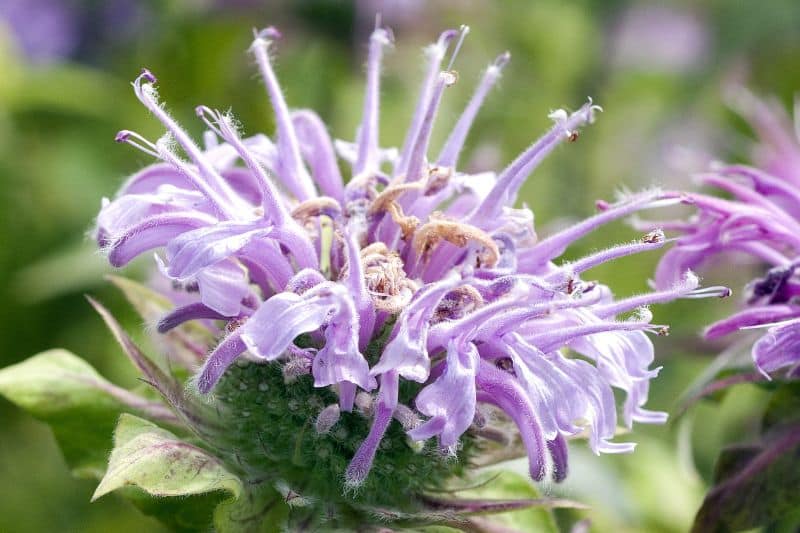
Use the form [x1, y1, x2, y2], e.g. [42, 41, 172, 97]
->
[1, 1, 800, 531]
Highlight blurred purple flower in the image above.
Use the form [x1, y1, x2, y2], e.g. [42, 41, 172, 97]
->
[97, 25, 723, 485]
[609, 5, 709, 74]
[0, 0, 150, 64]
[356, 0, 427, 34]
[0, 0, 79, 63]
[649, 90, 800, 377]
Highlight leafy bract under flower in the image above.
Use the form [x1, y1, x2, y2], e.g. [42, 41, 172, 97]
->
[96, 24, 721, 487]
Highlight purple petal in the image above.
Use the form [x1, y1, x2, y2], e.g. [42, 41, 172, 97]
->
[395, 29, 457, 177]
[705, 305, 800, 340]
[312, 292, 375, 391]
[157, 302, 230, 333]
[165, 221, 270, 279]
[752, 318, 800, 375]
[476, 360, 546, 480]
[408, 338, 479, 447]
[239, 291, 329, 360]
[118, 163, 192, 195]
[195, 261, 253, 317]
[196, 333, 248, 393]
[345, 371, 399, 486]
[547, 433, 569, 482]
[354, 27, 392, 175]
[292, 110, 345, 202]
[370, 274, 461, 381]
[97, 188, 213, 240]
[106, 212, 213, 267]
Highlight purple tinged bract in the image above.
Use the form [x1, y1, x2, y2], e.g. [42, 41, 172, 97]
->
[96, 24, 724, 485]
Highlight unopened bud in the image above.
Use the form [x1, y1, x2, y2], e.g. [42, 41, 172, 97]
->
[393, 404, 421, 431]
[283, 356, 311, 383]
[315, 404, 341, 434]
[355, 392, 374, 416]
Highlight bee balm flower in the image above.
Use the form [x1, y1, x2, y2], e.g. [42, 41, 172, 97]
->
[650, 91, 800, 377]
[97, 25, 720, 496]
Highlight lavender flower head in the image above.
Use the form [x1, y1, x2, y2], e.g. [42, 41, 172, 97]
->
[649, 90, 800, 378]
[96, 24, 722, 491]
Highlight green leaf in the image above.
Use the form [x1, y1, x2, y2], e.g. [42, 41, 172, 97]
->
[94, 414, 294, 532]
[763, 381, 800, 430]
[693, 383, 800, 532]
[118, 486, 230, 533]
[692, 424, 800, 532]
[87, 296, 182, 402]
[0, 349, 151, 478]
[213, 479, 288, 533]
[93, 414, 241, 501]
[93, 414, 251, 531]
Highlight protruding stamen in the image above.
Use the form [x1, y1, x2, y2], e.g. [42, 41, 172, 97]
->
[406, 70, 456, 183]
[523, 190, 678, 266]
[527, 320, 667, 354]
[596, 271, 728, 318]
[437, 51, 510, 168]
[682, 285, 732, 299]
[315, 404, 341, 434]
[130, 70, 242, 218]
[552, 232, 669, 280]
[474, 100, 603, 222]
[446, 25, 470, 71]
[394, 29, 458, 177]
[195, 105, 288, 223]
[114, 130, 160, 158]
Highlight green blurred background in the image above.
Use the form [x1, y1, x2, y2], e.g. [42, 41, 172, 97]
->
[1, 1, 799, 531]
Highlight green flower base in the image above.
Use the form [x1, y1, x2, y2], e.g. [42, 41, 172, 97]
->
[209, 360, 475, 528]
